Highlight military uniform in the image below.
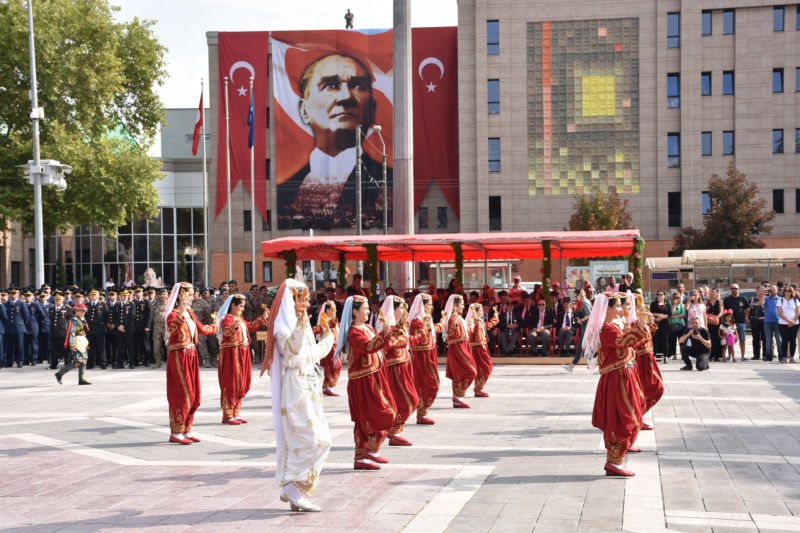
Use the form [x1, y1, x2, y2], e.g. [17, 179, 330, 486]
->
[48, 294, 72, 369]
[55, 305, 91, 386]
[133, 289, 152, 366]
[5, 290, 29, 367]
[85, 291, 110, 369]
[36, 293, 51, 364]
[117, 291, 136, 368]
[0, 290, 8, 367]
[150, 294, 167, 368]
[191, 296, 213, 367]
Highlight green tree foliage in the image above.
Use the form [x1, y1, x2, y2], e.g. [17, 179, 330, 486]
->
[671, 160, 775, 254]
[0, 0, 167, 235]
[567, 191, 634, 232]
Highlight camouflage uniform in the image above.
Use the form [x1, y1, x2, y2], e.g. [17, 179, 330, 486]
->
[191, 297, 214, 367]
[150, 300, 166, 368]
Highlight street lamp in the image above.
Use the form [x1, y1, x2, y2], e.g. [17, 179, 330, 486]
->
[372, 125, 389, 288]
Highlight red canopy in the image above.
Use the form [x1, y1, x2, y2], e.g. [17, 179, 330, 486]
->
[261, 230, 640, 262]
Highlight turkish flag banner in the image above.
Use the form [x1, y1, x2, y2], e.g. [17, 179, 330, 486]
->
[272, 29, 394, 230]
[412, 27, 459, 218]
[216, 31, 269, 219]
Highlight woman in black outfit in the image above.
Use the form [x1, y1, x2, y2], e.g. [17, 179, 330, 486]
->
[706, 287, 723, 362]
[650, 291, 671, 362]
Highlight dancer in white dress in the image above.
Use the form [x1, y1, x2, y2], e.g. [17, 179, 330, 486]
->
[261, 279, 334, 512]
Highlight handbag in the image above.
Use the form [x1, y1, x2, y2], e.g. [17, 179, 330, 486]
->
[669, 321, 685, 333]
[707, 314, 719, 326]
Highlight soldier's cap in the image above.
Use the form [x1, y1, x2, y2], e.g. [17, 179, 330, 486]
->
[74, 291, 83, 298]
[41, 284, 51, 290]
[89, 288, 99, 295]
[23, 290, 34, 296]
[134, 286, 143, 292]
[145, 287, 155, 294]
[73, 303, 87, 312]
[53, 290, 64, 298]
[0, 289, 7, 295]
[64, 288, 72, 294]
[119, 288, 130, 296]
[8, 288, 19, 294]
[38, 290, 48, 297]
[157, 287, 168, 294]
[201, 287, 211, 293]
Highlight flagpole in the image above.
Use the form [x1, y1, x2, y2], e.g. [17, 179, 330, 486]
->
[224, 76, 232, 280]
[249, 76, 255, 286]
[201, 78, 209, 288]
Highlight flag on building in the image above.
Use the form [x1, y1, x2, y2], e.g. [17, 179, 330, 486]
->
[191, 91, 203, 156]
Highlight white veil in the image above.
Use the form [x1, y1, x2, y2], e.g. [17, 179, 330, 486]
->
[216, 294, 235, 342]
[583, 292, 609, 365]
[441, 294, 463, 342]
[376, 295, 400, 334]
[465, 303, 483, 336]
[408, 293, 434, 339]
[335, 296, 358, 358]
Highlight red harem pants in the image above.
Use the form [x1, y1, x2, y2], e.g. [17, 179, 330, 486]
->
[472, 344, 493, 392]
[636, 351, 664, 414]
[386, 360, 419, 434]
[347, 369, 396, 461]
[446, 340, 477, 397]
[412, 348, 440, 417]
[218, 343, 252, 420]
[167, 347, 201, 434]
[591, 364, 644, 463]
[320, 347, 342, 389]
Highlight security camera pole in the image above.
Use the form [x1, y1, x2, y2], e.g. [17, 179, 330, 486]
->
[27, 0, 44, 287]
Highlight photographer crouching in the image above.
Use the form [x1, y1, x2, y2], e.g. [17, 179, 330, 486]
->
[679, 316, 712, 371]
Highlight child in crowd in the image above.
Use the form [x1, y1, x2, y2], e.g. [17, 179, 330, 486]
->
[719, 310, 738, 362]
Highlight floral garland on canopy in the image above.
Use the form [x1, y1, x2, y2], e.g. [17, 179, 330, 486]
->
[451, 242, 463, 290]
[278, 249, 297, 279]
[541, 240, 552, 298]
[365, 243, 379, 296]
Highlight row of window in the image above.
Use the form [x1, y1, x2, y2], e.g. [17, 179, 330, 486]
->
[670, 7, 800, 48]
[667, 68, 799, 107]
[669, 129, 799, 166]
[668, 189, 800, 227]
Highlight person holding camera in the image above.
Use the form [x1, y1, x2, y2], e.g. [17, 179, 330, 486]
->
[679, 316, 711, 371]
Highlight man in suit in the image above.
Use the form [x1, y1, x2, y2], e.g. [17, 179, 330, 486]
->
[117, 289, 136, 368]
[528, 299, 555, 356]
[515, 292, 535, 350]
[5, 288, 29, 367]
[48, 291, 72, 369]
[36, 291, 52, 365]
[276, 53, 391, 230]
[85, 288, 110, 369]
[497, 293, 519, 357]
[23, 290, 45, 366]
[555, 298, 576, 354]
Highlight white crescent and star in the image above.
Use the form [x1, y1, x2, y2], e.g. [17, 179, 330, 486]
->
[418, 57, 445, 93]
[230, 60, 255, 96]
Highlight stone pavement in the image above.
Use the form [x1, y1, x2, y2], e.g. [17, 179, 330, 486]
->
[3, 346, 800, 532]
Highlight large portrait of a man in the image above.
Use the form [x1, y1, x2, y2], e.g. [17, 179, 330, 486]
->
[272, 30, 394, 231]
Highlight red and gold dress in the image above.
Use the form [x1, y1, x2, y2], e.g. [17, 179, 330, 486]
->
[218, 313, 267, 421]
[313, 319, 341, 390]
[591, 321, 647, 464]
[384, 324, 418, 437]
[445, 315, 477, 398]
[408, 317, 443, 419]
[470, 314, 499, 393]
[166, 309, 218, 434]
[634, 321, 664, 415]
[346, 324, 403, 461]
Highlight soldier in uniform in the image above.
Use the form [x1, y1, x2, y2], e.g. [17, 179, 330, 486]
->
[133, 286, 152, 367]
[23, 290, 45, 366]
[0, 290, 7, 367]
[48, 291, 72, 369]
[85, 288, 110, 369]
[150, 288, 168, 368]
[201, 288, 220, 367]
[5, 288, 29, 367]
[117, 289, 136, 368]
[191, 288, 214, 368]
[106, 289, 121, 367]
[63, 288, 75, 307]
[55, 303, 91, 386]
[36, 291, 52, 365]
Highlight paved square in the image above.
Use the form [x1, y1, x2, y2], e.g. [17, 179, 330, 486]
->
[3, 348, 800, 532]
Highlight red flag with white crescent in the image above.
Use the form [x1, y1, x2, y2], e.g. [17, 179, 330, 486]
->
[412, 27, 460, 217]
[191, 92, 203, 156]
[216, 32, 269, 219]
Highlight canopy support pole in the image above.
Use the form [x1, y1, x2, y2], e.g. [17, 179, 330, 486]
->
[484, 251, 488, 289]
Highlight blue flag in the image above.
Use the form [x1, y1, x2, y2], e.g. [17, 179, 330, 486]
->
[247, 88, 255, 149]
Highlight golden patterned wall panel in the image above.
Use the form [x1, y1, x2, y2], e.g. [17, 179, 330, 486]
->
[527, 19, 640, 196]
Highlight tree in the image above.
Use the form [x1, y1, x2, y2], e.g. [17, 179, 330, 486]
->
[671, 160, 775, 254]
[567, 191, 634, 232]
[0, 0, 166, 236]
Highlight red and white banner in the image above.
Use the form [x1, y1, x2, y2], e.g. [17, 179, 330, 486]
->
[216, 31, 269, 219]
[272, 29, 394, 230]
[412, 27, 459, 217]
[191, 91, 203, 156]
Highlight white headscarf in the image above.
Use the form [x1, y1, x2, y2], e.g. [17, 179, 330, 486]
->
[408, 293, 434, 339]
[376, 295, 401, 334]
[216, 294, 235, 342]
[441, 294, 464, 342]
[626, 291, 637, 325]
[336, 295, 364, 357]
[583, 292, 609, 364]
[465, 303, 484, 336]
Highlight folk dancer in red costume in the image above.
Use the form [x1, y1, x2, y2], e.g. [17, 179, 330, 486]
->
[313, 300, 341, 396]
[632, 292, 664, 428]
[164, 283, 218, 445]
[407, 293, 443, 424]
[337, 295, 404, 470]
[376, 295, 418, 446]
[467, 303, 499, 398]
[584, 293, 648, 477]
[443, 294, 477, 408]
[216, 293, 269, 425]
[261, 279, 335, 512]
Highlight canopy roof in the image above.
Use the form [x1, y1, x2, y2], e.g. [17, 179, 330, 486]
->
[261, 230, 641, 262]
[682, 248, 800, 266]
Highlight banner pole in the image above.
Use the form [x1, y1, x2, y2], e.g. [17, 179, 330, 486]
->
[225, 76, 232, 280]
[201, 78, 209, 287]
[249, 76, 256, 286]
